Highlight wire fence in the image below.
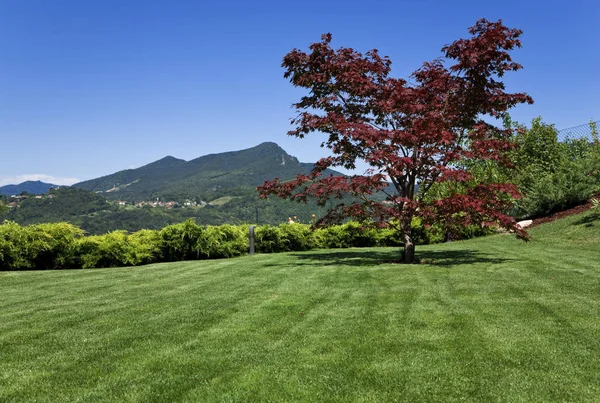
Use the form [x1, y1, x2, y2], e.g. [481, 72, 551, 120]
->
[557, 120, 599, 142]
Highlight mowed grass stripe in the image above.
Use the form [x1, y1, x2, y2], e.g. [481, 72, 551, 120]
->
[1, 211, 600, 401]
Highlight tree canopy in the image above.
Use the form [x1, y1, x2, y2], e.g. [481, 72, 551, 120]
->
[258, 19, 534, 263]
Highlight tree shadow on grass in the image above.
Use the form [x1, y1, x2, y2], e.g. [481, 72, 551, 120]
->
[573, 212, 600, 227]
[414, 249, 514, 267]
[290, 248, 514, 268]
[288, 250, 399, 267]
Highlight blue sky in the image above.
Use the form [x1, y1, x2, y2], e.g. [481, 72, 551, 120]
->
[1, 0, 598, 186]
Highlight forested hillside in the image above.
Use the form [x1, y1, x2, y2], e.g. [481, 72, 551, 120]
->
[73, 142, 332, 202]
[2, 186, 335, 234]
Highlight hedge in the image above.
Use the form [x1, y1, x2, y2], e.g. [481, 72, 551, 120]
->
[0, 218, 459, 270]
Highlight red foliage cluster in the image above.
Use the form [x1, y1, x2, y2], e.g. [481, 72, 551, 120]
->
[258, 19, 533, 262]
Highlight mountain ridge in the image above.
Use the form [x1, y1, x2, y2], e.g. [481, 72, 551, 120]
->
[0, 180, 59, 196]
[72, 142, 336, 202]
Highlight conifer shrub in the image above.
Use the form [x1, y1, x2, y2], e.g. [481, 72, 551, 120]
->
[255, 225, 285, 253]
[313, 225, 350, 249]
[160, 219, 204, 261]
[31, 222, 83, 269]
[314, 222, 380, 249]
[278, 223, 315, 251]
[372, 226, 404, 247]
[197, 224, 248, 258]
[0, 221, 32, 270]
[129, 229, 163, 265]
[0, 221, 82, 270]
[340, 222, 379, 248]
[0, 216, 491, 271]
[76, 231, 138, 269]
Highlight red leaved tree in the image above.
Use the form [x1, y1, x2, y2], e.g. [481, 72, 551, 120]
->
[258, 19, 533, 263]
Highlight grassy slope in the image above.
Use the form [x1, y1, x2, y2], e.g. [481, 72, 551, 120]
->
[1, 211, 599, 402]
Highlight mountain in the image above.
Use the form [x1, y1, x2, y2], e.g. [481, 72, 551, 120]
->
[6, 143, 359, 234]
[73, 142, 336, 202]
[0, 180, 59, 196]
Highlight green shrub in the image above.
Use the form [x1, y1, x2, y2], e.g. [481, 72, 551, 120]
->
[0, 221, 32, 270]
[341, 222, 378, 247]
[371, 219, 444, 247]
[30, 222, 83, 269]
[255, 225, 285, 253]
[129, 229, 163, 265]
[0, 215, 496, 271]
[278, 223, 315, 251]
[372, 226, 404, 247]
[255, 224, 317, 253]
[513, 154, 600, 219]
[314, 222, 381, 249]
[0, 221, 83, 270]
[160, 219, 204, 261]
[508, 118, 600, 219]
[454, 224, 494, 240]
[74, 236, 102, 269]
[76, 231, 138, 269]
[408, 218, 446, 245]
[314, 225, 349, 249]
[197, 224, 248, 259]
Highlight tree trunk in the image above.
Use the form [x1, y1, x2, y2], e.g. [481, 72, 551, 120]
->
[403, 233, 415, 264]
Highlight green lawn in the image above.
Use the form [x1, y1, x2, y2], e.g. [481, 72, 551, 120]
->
[1, 211, 600, 402]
